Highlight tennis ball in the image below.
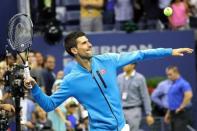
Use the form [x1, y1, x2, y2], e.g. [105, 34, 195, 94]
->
[163, 7, 173, 17]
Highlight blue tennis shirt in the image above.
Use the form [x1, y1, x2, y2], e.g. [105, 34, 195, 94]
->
[31, 48, 172, 131]
[168, 77, 192, 111]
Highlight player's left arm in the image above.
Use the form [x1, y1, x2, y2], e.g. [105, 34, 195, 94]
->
[109, 48, 193, 68]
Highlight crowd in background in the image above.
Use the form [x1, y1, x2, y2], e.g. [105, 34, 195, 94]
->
[0, 52, 89, 131]
[31, 0, 197, 33]
[76, 0, 197, 31]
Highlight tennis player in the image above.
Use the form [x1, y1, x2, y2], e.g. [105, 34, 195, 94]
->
[25, 31, 193, 131]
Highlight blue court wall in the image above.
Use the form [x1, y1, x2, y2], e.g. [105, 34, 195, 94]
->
[0, 0, 17, 56]
[32, 30, 197, 129]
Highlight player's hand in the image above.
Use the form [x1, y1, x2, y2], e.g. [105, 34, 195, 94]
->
[0, 104, 15, 112]
[24, 76, 37, 89]
[172, 48, 193, 56]
[146, 115, 154, 126]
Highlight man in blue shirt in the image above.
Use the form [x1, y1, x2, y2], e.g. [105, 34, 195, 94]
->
[25, 31, 193, 131]
[151, 69, 172, 116]
[164, 66, 193, 131]
[151, 79, 172, 110]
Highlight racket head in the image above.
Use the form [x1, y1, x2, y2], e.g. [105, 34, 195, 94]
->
[8, 13, 33, 53]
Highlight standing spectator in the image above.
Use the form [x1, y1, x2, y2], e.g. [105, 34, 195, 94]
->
[28, 52, 45, 90]
[140, 0, 160, 29]
[188, 0, 197, 28]
[80, 0, 104, 32]
[114, 0, 134, 30]
[35, 51, 44, 69]
[42, 55, 56, 96]
[169, 0, 189, 30]
[158, 0, 172, 29]
[103, 0, 115, 30]
[117, 63, 154, 131]
[151, 78, 172, 116]
[164, 66, 193, 131]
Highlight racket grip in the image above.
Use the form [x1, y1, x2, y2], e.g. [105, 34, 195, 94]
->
[24, 62, 32, 89]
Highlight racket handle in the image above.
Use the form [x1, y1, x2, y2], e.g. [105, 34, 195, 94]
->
[24, 62, 32, 89]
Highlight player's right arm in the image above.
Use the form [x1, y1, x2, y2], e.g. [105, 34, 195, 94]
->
[24, 77, 72, 112]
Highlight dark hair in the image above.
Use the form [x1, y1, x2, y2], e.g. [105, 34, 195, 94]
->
[166, 65, 180, 74]
[64, 31, 86, 57]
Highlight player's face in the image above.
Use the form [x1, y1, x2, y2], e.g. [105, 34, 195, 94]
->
[75, 36, 93, 60]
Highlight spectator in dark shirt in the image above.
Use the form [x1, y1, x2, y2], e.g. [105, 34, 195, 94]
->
[42, 55, 56, 96]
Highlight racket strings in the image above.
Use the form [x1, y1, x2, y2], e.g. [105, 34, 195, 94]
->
[8, 14, 33, 53]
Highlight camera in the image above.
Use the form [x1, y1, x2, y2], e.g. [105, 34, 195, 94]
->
[4, 64, 25, 98]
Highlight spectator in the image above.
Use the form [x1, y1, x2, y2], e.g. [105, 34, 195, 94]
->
[117, 63, 154, 131]
[158, 0, 172, 29]
[151, 78, 172, 116]
[76, 110, 89, 131]
[48, 74, 71, 131]
[188, 0, 197, 28]
[35, 51, 44, 69]
[80, 0, 104, 32]
[103, 0, 115, 30]
[0, 61, 8, 101]
[164, 66, 193, 131]
[42, 55, 56, 96]
[35, 106, 53, 131]
[0, 60, 14, 109]
[66, 101, 78, 130]
[28, 52, 45, 90]
[140, 0, 160, 29]
[114, 0, 134, 30]
[169, 0, 190, 30]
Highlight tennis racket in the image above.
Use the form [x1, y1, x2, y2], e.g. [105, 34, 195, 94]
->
[7, 13, 33, 88]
